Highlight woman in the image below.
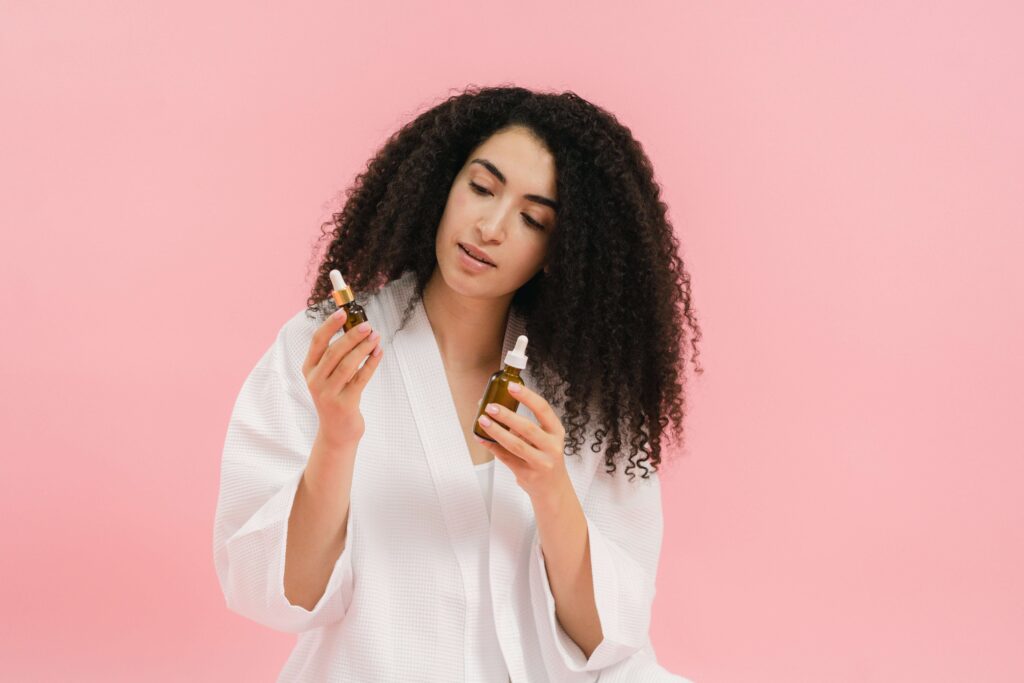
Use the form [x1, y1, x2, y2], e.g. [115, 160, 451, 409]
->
[213, 85, 702, 682]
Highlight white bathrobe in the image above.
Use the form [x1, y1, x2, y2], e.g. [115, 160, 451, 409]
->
[213, 271, 692, 682]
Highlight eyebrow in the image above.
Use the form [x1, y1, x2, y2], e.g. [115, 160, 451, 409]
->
[470, 158, 559, 211]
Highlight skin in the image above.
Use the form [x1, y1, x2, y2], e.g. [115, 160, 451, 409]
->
[421, 126, 605, 658]
[422, 124, 557, 372]
[477, 382, 605, 659]
[287, 128, 600, 656]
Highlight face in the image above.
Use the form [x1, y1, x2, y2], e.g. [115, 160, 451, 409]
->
[434, 125, 558, 297]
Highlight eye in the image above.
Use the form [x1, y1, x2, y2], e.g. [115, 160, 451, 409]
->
[521, 214, 545, 230]
[471, 183, 548, 231]
[468, 181, 491, 196]
[470, 182, 546, 231]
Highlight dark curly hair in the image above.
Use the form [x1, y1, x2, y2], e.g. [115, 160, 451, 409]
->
[303, 84, 703, 481]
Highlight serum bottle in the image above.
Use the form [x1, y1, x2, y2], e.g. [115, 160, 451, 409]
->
[330, 269, 368, 332]
[473, 335, 529, 442]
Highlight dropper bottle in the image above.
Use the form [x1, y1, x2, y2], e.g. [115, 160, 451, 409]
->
[329, 269, 368, 332]
[473, 334, 529, 442]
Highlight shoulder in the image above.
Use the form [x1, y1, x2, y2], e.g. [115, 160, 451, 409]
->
[270, 306, 323, 376]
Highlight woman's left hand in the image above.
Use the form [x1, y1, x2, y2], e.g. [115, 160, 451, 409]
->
[474, 381, 570, 504]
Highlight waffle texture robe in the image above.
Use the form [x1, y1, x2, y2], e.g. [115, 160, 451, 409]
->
[213, 270, 693, 682]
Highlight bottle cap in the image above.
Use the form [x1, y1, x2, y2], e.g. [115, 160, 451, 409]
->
[503, 335, 529, 369]
[330, 269, 355, 305]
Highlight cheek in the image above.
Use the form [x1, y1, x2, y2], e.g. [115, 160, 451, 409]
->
[448, 187, 469, 214]
[508, 239, 548, 275]
[437, 193, 467, 238]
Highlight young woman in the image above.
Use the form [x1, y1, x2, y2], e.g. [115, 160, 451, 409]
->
[213, 85, 702, 682]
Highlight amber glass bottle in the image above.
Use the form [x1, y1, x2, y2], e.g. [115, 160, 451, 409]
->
[474, 335, 529, 442]
[330, 269, 368, 331]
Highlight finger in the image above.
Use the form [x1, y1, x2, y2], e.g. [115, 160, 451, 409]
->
[477, 414, 533, 463]
[345, 337, 384, 393]
[303, 308, 348, 377]
[308, 321, 374, 385]
[483, 402, 546, 449]
[326, 328, 381, 391]
[507, 383, 563, 437]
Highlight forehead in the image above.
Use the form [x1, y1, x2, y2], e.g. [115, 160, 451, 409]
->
[468, 128, 557, 188]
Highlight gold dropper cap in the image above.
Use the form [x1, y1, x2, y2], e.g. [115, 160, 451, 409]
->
[329, 269, 355, 306]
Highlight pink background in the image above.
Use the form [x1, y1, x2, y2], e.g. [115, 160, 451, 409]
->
[2, 1, 1021, 681]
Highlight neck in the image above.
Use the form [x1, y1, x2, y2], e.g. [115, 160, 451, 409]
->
[422, 268, 512, 373]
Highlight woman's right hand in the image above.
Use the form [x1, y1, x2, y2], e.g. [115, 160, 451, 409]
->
[302, 307, 383, 449]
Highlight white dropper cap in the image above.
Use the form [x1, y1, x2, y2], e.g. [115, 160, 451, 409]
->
[329, 268, 357, 306]
[503, 335, 529, 369]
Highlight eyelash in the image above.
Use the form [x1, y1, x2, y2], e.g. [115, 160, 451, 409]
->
[468, 182, 545, 230]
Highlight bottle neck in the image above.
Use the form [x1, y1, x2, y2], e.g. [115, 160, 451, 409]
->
[332, 287, 356, 306]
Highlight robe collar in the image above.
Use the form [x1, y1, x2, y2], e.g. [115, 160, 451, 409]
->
[383, 271, 595, 680]
[384, 271, 534, 533]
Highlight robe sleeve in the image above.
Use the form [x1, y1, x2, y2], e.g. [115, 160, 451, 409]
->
[587, 638, 696, 682]
[212, 322, 355, 633]
[528, 458, 664, 675]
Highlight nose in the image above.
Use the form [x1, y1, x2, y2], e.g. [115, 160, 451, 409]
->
[478, 207, 511, 242]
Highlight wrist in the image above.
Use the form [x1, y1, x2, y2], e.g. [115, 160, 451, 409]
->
[314, 430, 362, 454]
[306, 435, 358, 493]
[530, 476, 575, 516]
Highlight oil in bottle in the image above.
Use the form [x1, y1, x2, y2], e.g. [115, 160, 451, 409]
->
[474, 334, 529, 442]
[330, 269, 368, 332]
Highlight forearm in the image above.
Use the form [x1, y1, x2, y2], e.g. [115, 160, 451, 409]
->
[532, 482, 603, 659]
[284, 434, 358, 610]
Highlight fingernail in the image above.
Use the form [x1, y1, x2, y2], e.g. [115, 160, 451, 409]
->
[508, 383, 521, 393]
[479, 415, 492, 426]
[358, 321, 371, 332]
[333, 308, 346, 318]
[485, 404, 499, 414]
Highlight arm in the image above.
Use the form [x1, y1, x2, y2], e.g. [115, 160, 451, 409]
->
[529, 465, 665, 676]
[532, 480, 603, 658]
[213, 337, 356, 633]
[285, 435, 357, 609]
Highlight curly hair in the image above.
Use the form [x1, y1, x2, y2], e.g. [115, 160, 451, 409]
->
[304, 84, 703, 481]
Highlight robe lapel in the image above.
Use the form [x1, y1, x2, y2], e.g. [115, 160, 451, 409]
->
[389, 274, 494, 543]
[386, 273, 534, 574]
[386, 272, 589, 682]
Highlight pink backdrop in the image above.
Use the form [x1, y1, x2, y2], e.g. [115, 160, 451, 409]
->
[2, 1, 1021, 681]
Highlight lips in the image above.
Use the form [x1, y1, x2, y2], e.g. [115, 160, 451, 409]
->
[459, 242, 496, 267]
